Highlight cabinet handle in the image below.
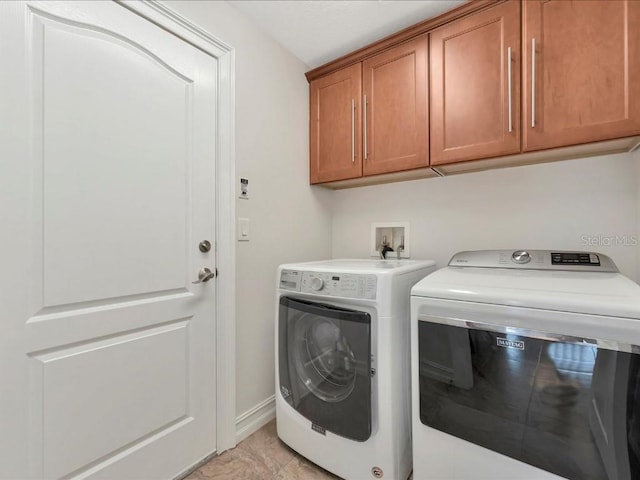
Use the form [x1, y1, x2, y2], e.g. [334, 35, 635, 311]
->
[351, 98, 355, 163]
[531, 37, 536, 128]
[507, 46, 512, 133]
[363, 95, 368, 160]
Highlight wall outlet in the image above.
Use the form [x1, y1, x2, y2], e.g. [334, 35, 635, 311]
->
[371, 222, 410, 259]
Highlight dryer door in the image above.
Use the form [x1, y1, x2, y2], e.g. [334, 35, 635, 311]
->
[418, 316, 640, 480]
[278, 296, 371, 441]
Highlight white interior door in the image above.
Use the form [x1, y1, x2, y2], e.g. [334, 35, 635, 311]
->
[0, 1, 218, 478]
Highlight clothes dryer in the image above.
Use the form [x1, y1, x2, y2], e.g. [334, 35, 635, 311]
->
[411, 250, 640, 480]
[277, 259, 436, 480]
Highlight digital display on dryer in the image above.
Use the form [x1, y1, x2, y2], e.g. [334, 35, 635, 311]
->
[551, 252, 600, 265]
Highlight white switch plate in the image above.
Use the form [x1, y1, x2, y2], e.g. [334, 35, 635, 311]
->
[238, 218, 250, 241]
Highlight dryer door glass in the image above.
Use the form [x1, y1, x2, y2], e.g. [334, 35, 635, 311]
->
[418, 320, 640, 480]
[279, 296, 371, 441]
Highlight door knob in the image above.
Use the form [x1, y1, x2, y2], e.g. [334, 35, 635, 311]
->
[192, 267, 216, 284]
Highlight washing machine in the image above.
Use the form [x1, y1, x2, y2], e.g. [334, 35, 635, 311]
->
[276, 259, 436, 480]
[410, 250, 640, 480]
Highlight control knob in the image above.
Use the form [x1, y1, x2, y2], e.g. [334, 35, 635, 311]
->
[512, 250, 531, 264]
[310, 277, 324, 291]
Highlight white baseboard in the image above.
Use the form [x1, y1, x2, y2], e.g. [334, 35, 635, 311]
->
[235, 394, 276, 444]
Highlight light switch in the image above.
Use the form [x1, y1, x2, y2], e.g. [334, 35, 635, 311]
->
[238, 218, 250, 241]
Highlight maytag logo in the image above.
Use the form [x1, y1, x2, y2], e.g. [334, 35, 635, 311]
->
[497, 337, 524, 350]
[311, 423, 326, 436]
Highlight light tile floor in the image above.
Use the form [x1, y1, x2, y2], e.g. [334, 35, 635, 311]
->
[185, 420, 340, 480]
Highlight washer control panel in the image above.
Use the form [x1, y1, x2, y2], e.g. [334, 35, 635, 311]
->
[279, 269, 377, 299]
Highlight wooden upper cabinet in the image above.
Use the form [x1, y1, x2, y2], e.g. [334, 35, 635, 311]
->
[523, 0, 640, 152]
[310, 63, 362, 184]
[362, 35, 428, 176]
[307, 0, 640, 187]
[430, 0, 521, 166]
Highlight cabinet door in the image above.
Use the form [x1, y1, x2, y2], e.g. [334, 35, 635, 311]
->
[309, 63, 362, 184]
[430, 0, 521, 166]
[524, 0, 640, 152]
[362, 35, 428, 176]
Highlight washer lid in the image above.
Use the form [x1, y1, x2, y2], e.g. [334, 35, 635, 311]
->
[411, 266, 640, 319]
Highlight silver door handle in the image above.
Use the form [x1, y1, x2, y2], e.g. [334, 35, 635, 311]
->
[418, 314, 640, 354]
[192, 267, 216, 284]
[531, 37, 536, 128]
[507, 46, 512, 133]
[363, 94, 368, 160]
[351, 98, 355, 163]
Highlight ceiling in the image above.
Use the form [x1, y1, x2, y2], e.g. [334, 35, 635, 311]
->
[227, 0, 467, 69]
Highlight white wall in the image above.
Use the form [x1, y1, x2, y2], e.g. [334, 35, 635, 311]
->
[332, 153, 640, 280]
[162, 1, 333, 424]
[636, 147, 640, 279]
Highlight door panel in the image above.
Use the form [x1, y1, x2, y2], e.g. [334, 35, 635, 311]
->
[430, 1, 520, 165]
[363, 35, 428, 175]
[523, 0, 640, 151]
[1, 2, 217, 478]
[38, 322, 189, 479]
[310, 63, 362, 183]
[40, 17, 190, 306]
